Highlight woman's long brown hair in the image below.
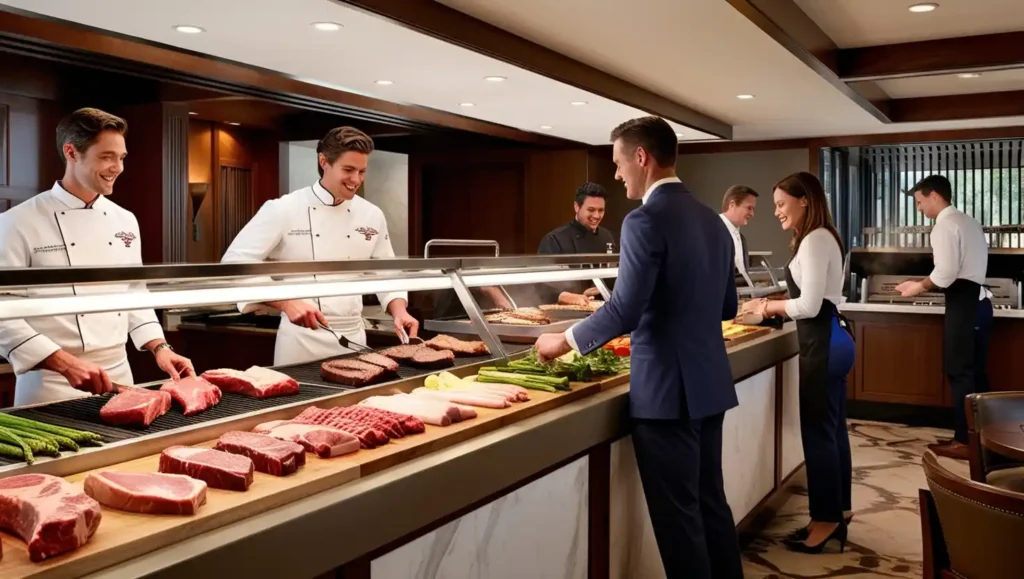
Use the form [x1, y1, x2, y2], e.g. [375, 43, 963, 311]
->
[773, 171, 844, 255]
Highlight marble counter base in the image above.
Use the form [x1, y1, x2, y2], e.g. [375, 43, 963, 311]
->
[371, 457, 589, 579]
[780, 356, 804, 477]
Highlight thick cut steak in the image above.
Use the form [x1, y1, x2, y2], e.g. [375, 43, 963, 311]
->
[425, 334, 489, 356]
[379, 344, 422, 362]
[410, 348, 455, 369]
[201, 366, 299, 398]
[356, 353, 400, 373]
[320, 359, 385, 387]
[160, 376, 222, 415]
[100, 387, 172, 427]
[214, 431, 305, 476]
[159, 446, 254, 491]
[83, 471, 207, 515]
[258, 423, 360, 458]
[0, 473, 102, 562]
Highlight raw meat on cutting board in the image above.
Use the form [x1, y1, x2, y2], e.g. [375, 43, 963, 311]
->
[201, 366, 299, 398]
[215, 431, 305, 476]
[84, 471, 207, 515]
[160, 376, 222, 415]
[0, 473, 102, 562]
[256, 423, 360, 458]
[100, 387, 172, 427]
[159, 446, 254, 491]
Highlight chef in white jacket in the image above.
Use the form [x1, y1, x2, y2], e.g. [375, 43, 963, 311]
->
[0, 108, 195, 406]
[221, 126, 419, 366]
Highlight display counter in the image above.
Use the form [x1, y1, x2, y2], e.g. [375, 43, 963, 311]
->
[0, 257, 800, 578]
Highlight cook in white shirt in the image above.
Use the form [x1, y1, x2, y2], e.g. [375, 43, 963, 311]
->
[221, 126, 419, 366]
[719, 185, 759, 287]
[896, 174, 992, 458]
[0, 108, 195, 406]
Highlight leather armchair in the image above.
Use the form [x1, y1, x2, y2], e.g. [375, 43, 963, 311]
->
[966, 392, 1024, 492]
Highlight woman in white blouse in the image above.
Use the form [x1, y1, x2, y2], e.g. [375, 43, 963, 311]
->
[742, 172, 855, 554]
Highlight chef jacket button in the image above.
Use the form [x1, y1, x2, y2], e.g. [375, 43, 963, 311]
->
[316, 234, 320, 237]
[109, 242, 112, 246]
[347, 235, 351, 238]
[70, 243, 76, 247]
[347, 209, 351, 213]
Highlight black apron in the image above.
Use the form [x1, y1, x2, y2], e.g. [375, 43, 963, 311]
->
[785, 265, 849, 418]
[942, 278, 982, 377]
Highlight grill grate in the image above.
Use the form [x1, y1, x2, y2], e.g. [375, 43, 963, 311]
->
[274, 343, 531, 390]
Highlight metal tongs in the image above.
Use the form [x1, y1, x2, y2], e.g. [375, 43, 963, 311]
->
[317, 321, 372, 352]
[396, 325, 424, 346]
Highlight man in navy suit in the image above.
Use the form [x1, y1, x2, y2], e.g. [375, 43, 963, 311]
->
[536, 116, 743, 579]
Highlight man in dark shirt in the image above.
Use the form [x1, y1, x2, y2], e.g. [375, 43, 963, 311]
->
[537, 182, 617, 305]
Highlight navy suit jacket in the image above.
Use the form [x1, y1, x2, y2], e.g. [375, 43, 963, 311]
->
[570, 181, 739, 420]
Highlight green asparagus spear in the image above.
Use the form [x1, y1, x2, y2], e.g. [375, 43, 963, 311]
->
[0, 441, 26, 461]
[0, 427, 33, 463]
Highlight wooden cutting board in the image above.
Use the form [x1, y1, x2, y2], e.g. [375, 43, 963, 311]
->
[0, 374, 626, 578]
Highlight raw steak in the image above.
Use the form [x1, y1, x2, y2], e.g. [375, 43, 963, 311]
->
[100, 387, 172, 427]
[160, 376, 222, 415]
[356, 353, 400, 373]
[258, 423, 360, 458]
[83, 471, 207, 515]
[410, 348, 455, 369]
[214, 431, 305, 476]
[201, 366, 299, 398]
[320, 359, 385, 387]
[0, 473, 102, 562]
[159, 446, 254, 491]
[425, 334, 489, 356]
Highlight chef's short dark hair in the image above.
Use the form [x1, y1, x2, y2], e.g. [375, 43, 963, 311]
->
[609, 116, 677, 168]
[722, 185, 758, 212]
[55, 108, 127, 165]
[575, 182, 607, 206]
[316, 127, 375, 177]
[909, 174, 953, 204]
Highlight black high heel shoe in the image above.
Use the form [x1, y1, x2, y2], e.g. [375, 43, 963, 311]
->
[783, 521, 848, 554]
[784, 514, 853, 542]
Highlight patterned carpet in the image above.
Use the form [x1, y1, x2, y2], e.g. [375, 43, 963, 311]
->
[742, 419, 969, 578]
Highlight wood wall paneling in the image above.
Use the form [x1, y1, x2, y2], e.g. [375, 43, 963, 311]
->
[187, 121, 216, 263]
[853, 315, 947, 406]
[113, 102, 165, 264]
[0, 102, 7, 188]
[162, 103, 189, 263]
[587, 149, 632, 242]
[0, 91, 63, 204]
[524, 149, 588, 252]
[987, 319, 1024, 393]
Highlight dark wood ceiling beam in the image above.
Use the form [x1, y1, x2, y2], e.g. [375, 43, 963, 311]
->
[889, 90, 1024, 123]
[0, 6, 577, 148]
[333, 0, 732, 139]
[724, 0, 892, 123]
[839, 32, 1024, 82]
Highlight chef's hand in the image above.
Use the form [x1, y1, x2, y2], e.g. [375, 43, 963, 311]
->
[896, 279, 926, 298]
[583, 287, 602, 298]
[535, 332, 572, 363]
[41, 350, 114, 395]
[388, 300, 420, 339]
[268, 299, 327, 330]
[154, 348, 196, 381]
[558, 292, 592, 306]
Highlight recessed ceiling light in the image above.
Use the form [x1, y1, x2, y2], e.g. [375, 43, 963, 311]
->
[226, 122, 240, 126]
[539, 125, 553, 130]
[908, 3, 938, 12]
[570, 101, 588, 106]
[485, 76, 507, 82]
[736, 94, 755, 99]
[312, 22, 342, 31]
[173, 25, 204, 34]
[957, 72, 981, 79]
[459, 102, 475, 107]
[188, 112, 198, 116]
[375, 80, 394, 86]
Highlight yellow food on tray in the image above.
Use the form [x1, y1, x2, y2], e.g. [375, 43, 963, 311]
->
[721, 321, 758, 340]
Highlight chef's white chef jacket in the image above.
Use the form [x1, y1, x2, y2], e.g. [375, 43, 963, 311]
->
[0, 182, 166, 405]
[221, 181, 407, 364]
[929, 205, 990, 300]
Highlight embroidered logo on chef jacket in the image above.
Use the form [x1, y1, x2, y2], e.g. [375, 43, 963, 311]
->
[32, 244, 67, 254]
[355, 227, 378, 241]
[114, 231, 136, 248]
[287, 228, 311, 237]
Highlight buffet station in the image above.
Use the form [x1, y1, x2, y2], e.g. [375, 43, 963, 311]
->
[839, 246, 1024, 412]
[0, 255, 800, 579]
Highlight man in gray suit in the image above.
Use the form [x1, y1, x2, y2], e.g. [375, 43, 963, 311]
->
[720, 185, 758, 287]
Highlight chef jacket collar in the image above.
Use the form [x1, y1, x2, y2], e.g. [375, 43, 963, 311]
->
[641, 176, 682, 205]
[570, 218, 600, 236]
[51, 181, 105, 209]
[312, 180, 351, 207]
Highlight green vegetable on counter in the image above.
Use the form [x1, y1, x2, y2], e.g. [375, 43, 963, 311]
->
[0, 413, 101, 450]
[0, 426, 33, 463]
[477, 369, 569, 392]
[0, 441, 26, 461]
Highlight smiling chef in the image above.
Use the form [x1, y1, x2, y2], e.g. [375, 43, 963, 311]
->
[221, 126, 419, 365]
[0, 108, 195, 406]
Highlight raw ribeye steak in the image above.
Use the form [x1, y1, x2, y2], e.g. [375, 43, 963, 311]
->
[100, 387, 172, 427]
[201, 366, 299, 398]
[259, 423, 360, 458]
[84, 471, 207, 515]
[159, 446, 254, 491]
[160, 376, 222, 415]
[214, 431, 305, 476]
[0, 473, 102, 562]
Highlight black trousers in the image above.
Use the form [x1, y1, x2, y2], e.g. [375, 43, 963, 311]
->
[946, 298, 993, 443]
[632, 413, 744, 579]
